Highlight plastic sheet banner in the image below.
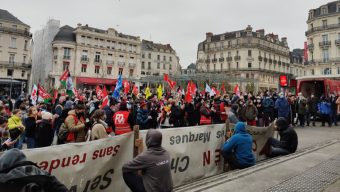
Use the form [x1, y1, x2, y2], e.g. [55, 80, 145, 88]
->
[140, 123, 274, 187]
[22, 133, 134, 192]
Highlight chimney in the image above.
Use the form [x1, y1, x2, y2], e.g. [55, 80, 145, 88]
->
[77, 23, 82, 27]
[281, 37, 288, 46]
[206, 32, 213, 42]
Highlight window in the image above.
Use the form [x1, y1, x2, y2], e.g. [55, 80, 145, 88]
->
[24, 40, 28, 50]
[323, 50, 329, 62]
[7, 69, 13, 77]
[81, 36, 86, 44]
[322, 34, 328, 42]
[321, 7, 327, 15]
[119, 68, 123, 75]
[10, 37, 16, 48]
[248, 63, 252, 68]
[148, 53, 151, 59]
[338, 67, 340, 74]
[236, 62, 239, 69]
[169, 64, 172, 70]
[236, 50, 239, 56]
[95, 52, 101, 62]
[23, 55, 26, 64]
[163, 56, 166, 61]
[81, 65, 87, 73]
[163, 63, 166, 70]
[9, 54, 15, 64]
[95, 66, 100, 74]
[322, 20, 327, 28]
[129, 69, 134, 77]
[107, 67, 112, 75]
[21, 70, 25, 77]
[157, 63, 160, 69]
[148, 62, 151, 69]
[248, 50, 252, 56]
[157, 55, 160, 60]
[142, 54, 145, 58]
[63, 48, 71, 59]
[169, 56, 172, 61]
[81, 50, 88, 61]
[12, 25, 17, 31]
[63, 62, 69, 71]
[323, 68, 332, 75]
[142, 61, 145, 69]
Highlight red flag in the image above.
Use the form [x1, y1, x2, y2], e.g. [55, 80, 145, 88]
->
[38, 85, 51, 101]
[96, 85, 103, 99]
[163, 74, 169, 82]
[234, 84, 240, 96]
[52, 89, 58, 104]
[163, 73, 176, 90]
[185, 81, 194, 103]
[59, 69, 69, 81]
[132, 85, 139, 96]
[304, 41, 308, 62]
[73, 88, 79, 99]
[221, 83, 226, 94]
[212, 87, 220, 96]
[123, 80, 130, 94]
[101, 87, 109, 108]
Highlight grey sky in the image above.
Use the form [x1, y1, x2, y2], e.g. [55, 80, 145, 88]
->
[2, 0, 332, 68]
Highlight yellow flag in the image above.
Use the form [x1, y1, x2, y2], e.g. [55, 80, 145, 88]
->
[157, 84, 163, 99]
[145, 86, 151, 99]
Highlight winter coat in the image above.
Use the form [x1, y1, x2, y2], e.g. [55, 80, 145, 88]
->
[262, 97, 274, 114]
[222, 122, 255, 168]
[122, 129, 173, 192]
[136, 108, 149, 129]
[25, 116, 37, 138]
[0, 149, 68, 192]
[91, 120, 109, 140]
[308, 97, 319, 113]
[277, 124, 298, 153]
[64, 110, 86, 143]
[297, 98, 307, 115]
[8, 115, 24, 131]
[275, 97, 290, 118]
[36, 120, 54, 148]
[170, 106, 185, 127]
[242, 105, 258, 121]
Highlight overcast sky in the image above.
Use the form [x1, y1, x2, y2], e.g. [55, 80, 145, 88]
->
[2, 0, 332, 67]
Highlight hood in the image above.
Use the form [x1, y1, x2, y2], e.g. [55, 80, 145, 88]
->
[276, 117, 289, 131]
[234, 122, 247, 134]
[146, 129, 162, 148]
[0, 149, 26, 171]
[64, 100, 74, 109]
[68, 109, 77, 116]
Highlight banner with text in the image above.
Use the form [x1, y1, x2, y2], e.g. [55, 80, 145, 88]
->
[140, 123, 274, 187]
[23, 133, 134, 192]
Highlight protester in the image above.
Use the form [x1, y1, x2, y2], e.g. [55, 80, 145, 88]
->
[113, 101, 135, 135]
[307, 94, 318, 126]
[275, 92, 290, 120]
[266, 117, 298, 157]
[297, 93, 307, 127]
[0, 149, 68, 191]
[221, 122, 255, 169]
[241, 100, 258, 126]
[7, 109, 25, 149]
[136, 102, 150, 130]
[90, 109, 109, 140]
[36, 112, 54, 147]
[60, 104, 86, 143]
[24, 106, 40, 148]
[200, 101, 212, 125]
[318, 97, 332, 127]
[122, 129, 173, 192]
[227, 104, 239, 124]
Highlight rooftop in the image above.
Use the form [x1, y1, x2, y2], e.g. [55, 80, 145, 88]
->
[308, 1, 340, 21]
[0, 9, 29, 27]
[53, 25, 76, 42]
[78, 24, 139, 41]
[142, 40, 174, 52]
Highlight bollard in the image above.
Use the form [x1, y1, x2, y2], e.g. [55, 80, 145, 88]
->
[133, 125, 142, 157]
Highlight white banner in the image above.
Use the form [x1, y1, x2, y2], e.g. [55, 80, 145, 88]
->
[23, 133, 134, 192]
[140, 123, 274, 187]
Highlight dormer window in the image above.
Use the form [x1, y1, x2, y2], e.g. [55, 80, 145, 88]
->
[321, 7, 327, 15]
[337, 4, 340, 12]
[236, 32, 241, 38]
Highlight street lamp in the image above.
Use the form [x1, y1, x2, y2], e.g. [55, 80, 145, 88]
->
[9, 61, 14, 99]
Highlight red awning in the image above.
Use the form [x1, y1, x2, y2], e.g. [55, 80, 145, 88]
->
[76, 77, 117, 85]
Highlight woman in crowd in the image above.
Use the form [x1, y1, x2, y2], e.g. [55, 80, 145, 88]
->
[36, 112, 54, 147]
[90, 109, 109, 140]
[24, 107, 40, 148]
[7, 109, 25, 149]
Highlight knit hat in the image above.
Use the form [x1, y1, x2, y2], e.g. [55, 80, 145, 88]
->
[64, 100, 74, 109]
[41, 112, 53, 120]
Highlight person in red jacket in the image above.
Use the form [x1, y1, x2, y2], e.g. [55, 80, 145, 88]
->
[200, 101, 212, 125]
[113, 101, 134, 135]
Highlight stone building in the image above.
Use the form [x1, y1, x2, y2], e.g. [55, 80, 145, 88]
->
[0, 9, 32, 98]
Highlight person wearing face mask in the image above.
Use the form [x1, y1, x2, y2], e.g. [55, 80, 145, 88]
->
[307, 94, 318, 126]
[241, 100, 258, 126]
[262, 93, 274, 126]
[90, 109, 109, 140]
[200, 101, 212, 125]
[297, 93, 307, 127]
[62, 104, 86, 143]
[36, 112, 54, 148]
[113, 101, 135, 135]
[275, 92, 290, 120]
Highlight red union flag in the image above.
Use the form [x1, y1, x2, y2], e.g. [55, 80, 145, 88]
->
[96, 85, 103, 99]
[304, 42, 308, 62]
[101, 86, 109, 108]
[163, 73, 176, 89]
[123, 80, 130, 94]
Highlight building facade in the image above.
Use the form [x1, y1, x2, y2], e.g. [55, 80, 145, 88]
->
[31, 19, 60, 88]
[141, 40, 181, 77]
[196, 25, 291, 92]
[290, 49, 305, 78]
[50, 24, 141, 89]
[181, 63, 197, 75]
[0, 9, 32, 98]
[305, 1, 340, 78]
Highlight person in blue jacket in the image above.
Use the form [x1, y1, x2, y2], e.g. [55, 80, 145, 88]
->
[221, 122, 255, 169]
[318, 97, 332, 127]
[275, 92, 290, 119]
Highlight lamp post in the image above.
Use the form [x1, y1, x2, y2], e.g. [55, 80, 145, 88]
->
[9, 62, 14, 99]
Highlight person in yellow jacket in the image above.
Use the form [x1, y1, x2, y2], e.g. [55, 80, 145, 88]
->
[7, 109, 25, 149]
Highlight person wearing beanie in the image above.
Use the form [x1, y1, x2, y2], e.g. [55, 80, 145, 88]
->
[267, 117, 298, 157]
[122, 129, 173, 192]
[221, 122, 255, 169]
[36, 112, 54, 148]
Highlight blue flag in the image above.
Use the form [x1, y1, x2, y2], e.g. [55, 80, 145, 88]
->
[113, 74, 122, 99]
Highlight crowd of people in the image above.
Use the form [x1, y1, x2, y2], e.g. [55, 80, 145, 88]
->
[0, 87, 338, 191]
[0, 88, 339, 150]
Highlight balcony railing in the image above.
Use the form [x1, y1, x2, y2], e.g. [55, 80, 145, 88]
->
[306, 23, 340, 36]
[0, 26, 32, 37]
[212, 58, 218, 63]
[94, 59, 102, 63]
[106, 60, 114, 65]
[319, 41, 331, 48]
[273, 60, 277, 64]
[118, 61, 125, 67]
[258, 56, 263, 61]
[264, 58, 268, 62]
[0, 61, 31, 69]
[63, 55, 71, 60]
[81, 57, 89, 62]
[269, 59, 273, 64]
[219, 58, 225, 62]
[205, 59, 210, 63]
[234, 56, 241, 61]
[306, 57, 340, 64]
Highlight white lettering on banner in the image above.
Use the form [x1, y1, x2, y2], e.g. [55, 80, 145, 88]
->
[115, 114, 125, 124]
[22, 133, 134, 192]
[140, 124, 274, 187]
